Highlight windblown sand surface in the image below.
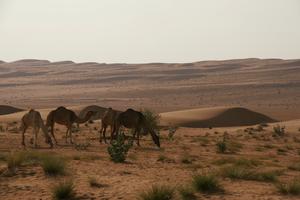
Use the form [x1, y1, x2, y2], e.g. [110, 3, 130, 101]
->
[0, 58, 299, 120]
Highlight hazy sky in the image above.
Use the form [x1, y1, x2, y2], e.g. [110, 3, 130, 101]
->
[0, 0, 299, 63]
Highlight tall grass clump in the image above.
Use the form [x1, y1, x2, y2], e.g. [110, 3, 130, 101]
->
[178, 186, 196, 200]
[139, 185, 174, 200]
[52, 179, 76, 200]
[273, 125, 285, 136]
[277, 179, 300, 195]
[192, 174, 223, 194]
[41, 155, 66, 176]
[6, 152, 26, 173]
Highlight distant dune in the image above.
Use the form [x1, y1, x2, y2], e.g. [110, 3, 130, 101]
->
[160, 107, 276, 128]
[0, 105, 24, 115]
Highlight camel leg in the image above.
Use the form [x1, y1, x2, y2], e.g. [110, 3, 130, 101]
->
[34, 127, 40, 148]
[103, 125, 107, 144]
[50, 124, 58, 144]
[65, 128, 69, 143]
[21, 126, 28, 146]
[69, 125, 74, 144]
[136, 127, 141, 146]
[99, 125, 103, 143]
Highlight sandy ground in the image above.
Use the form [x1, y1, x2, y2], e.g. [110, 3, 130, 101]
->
[0, 120, 300, 200]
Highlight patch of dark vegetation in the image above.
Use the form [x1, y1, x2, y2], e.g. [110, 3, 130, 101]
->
[192, 173, 224, 194]
[139, 185, 174, 200]
[277, 179, 300, 195]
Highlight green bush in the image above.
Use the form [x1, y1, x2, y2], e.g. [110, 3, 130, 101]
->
[192, 174, 223, 193]
[107, 134, 133, 163]
[141, 109, 161, 134]
[52, 180, 76, 200]
[139, 185, 174, 200]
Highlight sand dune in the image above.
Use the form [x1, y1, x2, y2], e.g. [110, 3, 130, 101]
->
[160, 107, 276, 128]
[0, 105, 24, 115]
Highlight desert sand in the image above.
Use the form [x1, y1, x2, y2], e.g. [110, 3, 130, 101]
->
[0, 58, 300, 199]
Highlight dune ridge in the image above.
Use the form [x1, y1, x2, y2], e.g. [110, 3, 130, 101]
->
[160, 107, 276, 128]
[0, 105, 24, 115]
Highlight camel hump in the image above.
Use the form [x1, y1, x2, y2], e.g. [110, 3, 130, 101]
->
[126, 108, 135, 113]
[57, 106, 66, 110]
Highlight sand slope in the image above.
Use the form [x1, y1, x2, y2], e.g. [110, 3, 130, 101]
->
[160, 107, 276, 127]
[0, 105, 24, 115]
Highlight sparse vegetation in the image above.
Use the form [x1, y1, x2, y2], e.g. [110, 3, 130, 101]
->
[192, 173, 223, 193]
[288, 162, 300, 171]
[273, 125, 285, 136]
[277, 179, 300, 195]
[6, 152, 26, 173]
[139, 185, 174, 200]
[52, 179, 76, 200]
[88, 177, 104, 188]
[107, 134, 133, 163]
[141, 109, 161, 134]
[157, 154, 175, 163]
[216, 135, 227, 153]
[178, 186, 196, 200]
[41, 155, 66, 176]
[220, 165, 281, 182]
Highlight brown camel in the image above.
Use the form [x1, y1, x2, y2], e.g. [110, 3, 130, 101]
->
[20, 109, 53, 148]
[99, 107, 119, 143]
[46, 106, 95, 144]
[113, 108, 160, 148]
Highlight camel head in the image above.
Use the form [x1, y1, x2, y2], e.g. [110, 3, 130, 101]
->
[45, 136, 54, 148]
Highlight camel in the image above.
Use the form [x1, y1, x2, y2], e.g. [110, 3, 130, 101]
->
[113, 108, 160, 148]
[99, 107, 119, 143]
[20, 109, 53, 148]
[46, 106, 95, 144]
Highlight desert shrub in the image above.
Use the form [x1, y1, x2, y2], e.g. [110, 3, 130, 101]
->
[213, 157, 261, 167]
[41, 155, 66, 176]
[178, 186, 196, 200]
[88, 177, 104, 188]
[141, 109, 161, 134]
[288, 162, 300, 171]
[139, 185, 174, 200]
[220, 165, 280, 182]
[52, 180, 76, 200]
[167, 126, 178, 140]
[277, 179, 300, 195]
[216, 137, 227, 153]
[192, 174, 223, 193]
[157, 154, 175, 163]
[6, 152, 26, 173]
[277, 148, 287, 155]
[107, 134, 133, 163]
[273, 125, 285, 136]
[180, 153, 193, 164]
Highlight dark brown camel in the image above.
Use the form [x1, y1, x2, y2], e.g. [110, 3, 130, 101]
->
[99, 107, 119, 143]
[113, 108, 160, 148]
[46, 106, 95, 144]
